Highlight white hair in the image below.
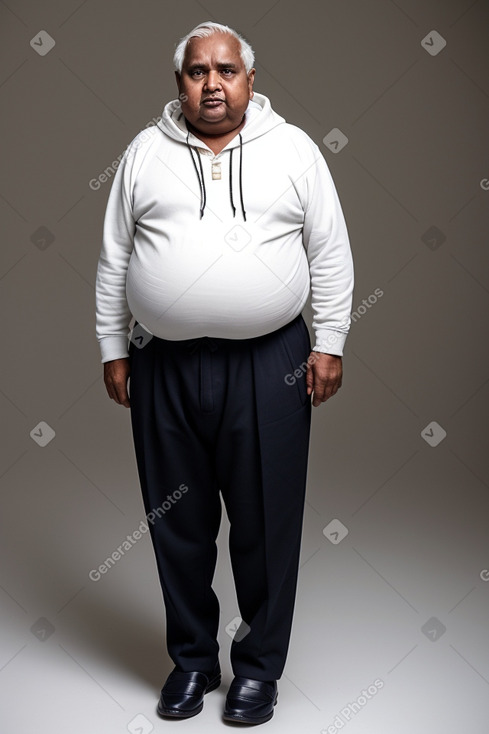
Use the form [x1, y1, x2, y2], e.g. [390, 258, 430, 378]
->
[173, 21, 255, 74]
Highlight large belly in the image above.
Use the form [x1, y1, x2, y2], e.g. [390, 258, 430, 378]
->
[126, 229, 310, 340]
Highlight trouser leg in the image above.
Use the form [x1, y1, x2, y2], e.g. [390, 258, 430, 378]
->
[128, 335, 223, 672]
[215, 315, 312, 681]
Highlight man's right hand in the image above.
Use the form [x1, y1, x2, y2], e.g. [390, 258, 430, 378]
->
[103, 358, 131, 408]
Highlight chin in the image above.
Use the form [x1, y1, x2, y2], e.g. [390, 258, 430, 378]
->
[199, 117, 229, 129]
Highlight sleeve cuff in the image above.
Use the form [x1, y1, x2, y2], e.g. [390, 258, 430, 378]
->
[98, 335, 130, 363]
[312, 329, 348, 356]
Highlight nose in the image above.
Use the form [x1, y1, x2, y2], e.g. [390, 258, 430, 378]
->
[204, 70, 221, 91]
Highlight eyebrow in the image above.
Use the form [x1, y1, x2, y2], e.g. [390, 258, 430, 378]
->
[186, 62, 239, 71]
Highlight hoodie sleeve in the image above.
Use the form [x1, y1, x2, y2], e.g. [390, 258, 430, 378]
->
[298, 134, 354, 356]
[95, 143, 137, 363]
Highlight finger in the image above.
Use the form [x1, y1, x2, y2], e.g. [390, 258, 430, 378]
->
[324, 379, 341, 401]
[306, 364, 314, 394]
[105, 380, 117, 402]
[106, 377, 128, 407]
[313, 379, 340, 406]
[312, 382, 324, 406]
[114, 382, 130, 407]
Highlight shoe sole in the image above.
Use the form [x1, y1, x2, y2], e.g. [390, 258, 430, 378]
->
[157, 675, 221, 718]
[222, 694, 278, 725]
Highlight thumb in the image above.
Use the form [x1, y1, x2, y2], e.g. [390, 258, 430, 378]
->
[306, 362, 314, 394]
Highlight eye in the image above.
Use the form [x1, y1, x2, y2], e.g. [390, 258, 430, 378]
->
[221, 69, 234, 76]
[191, 70, 204, 78]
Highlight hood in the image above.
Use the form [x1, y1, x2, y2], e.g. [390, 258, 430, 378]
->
[155, 92, 285, 220]
[156, 92, 285, 148]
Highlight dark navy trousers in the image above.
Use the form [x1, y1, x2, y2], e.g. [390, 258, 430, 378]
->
[128, 313, 312, 681]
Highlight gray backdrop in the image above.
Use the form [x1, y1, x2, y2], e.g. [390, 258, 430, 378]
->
[1, 1, 488, 732]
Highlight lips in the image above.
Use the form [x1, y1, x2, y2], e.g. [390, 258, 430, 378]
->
[202, 98, 225, 106]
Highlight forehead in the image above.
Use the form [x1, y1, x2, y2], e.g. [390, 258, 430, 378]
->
[183, 33, 243, 67]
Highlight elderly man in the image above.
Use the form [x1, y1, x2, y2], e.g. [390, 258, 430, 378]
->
[96, 21, 353, 725]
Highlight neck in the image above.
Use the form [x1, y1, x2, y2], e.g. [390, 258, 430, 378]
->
[186, 117, 246, 155]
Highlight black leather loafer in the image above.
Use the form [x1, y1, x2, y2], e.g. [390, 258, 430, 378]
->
[157, 662, 221, 718]
[223, 677, 278, 724]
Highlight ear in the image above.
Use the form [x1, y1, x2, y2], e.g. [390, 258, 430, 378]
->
[175, 70, 182, 92]
[247, 68, 256, 98]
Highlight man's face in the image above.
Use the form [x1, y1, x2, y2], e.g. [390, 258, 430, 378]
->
[175, 33, 255, 137]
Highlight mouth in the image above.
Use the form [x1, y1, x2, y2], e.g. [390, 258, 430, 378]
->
[202, 98, 225, 107]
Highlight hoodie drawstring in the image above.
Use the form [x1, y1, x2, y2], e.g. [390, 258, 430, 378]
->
[186, 131, 206, 219]
[186, 131, 246, 221]
[228, 134, 247, 222]
[238, 133, 247, 221]
[229, 147, 236, 218]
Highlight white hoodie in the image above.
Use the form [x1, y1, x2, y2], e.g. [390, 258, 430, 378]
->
[95, 92, 354, 362]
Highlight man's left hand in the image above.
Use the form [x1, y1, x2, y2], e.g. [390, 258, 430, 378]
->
[306, 352, 343, 407]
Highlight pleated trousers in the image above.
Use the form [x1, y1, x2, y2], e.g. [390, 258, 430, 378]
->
[128, 313, 312, 681]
